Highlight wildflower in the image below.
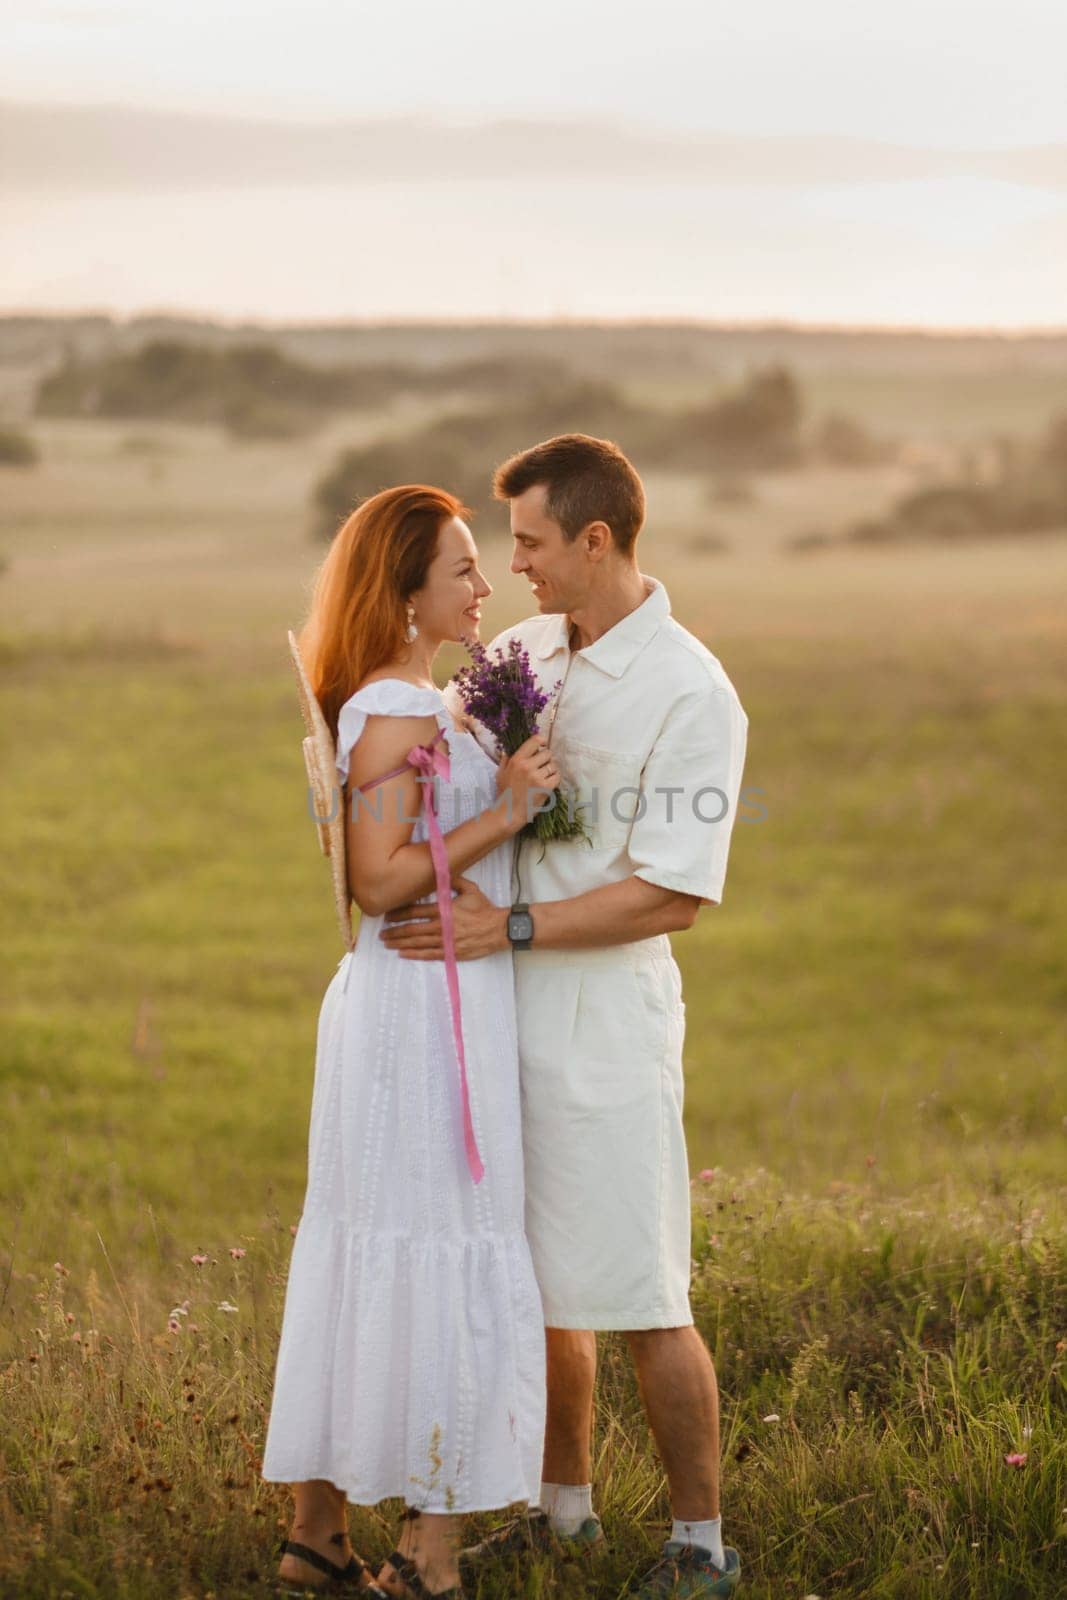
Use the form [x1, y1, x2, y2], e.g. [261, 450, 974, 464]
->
[72, 1332, 81, 1343]
[699, 1168, 715, 1182]
[217, 1300, 239, 1314]
[53, 1262, 69, 1276]
[290, 1224, 298, 1235]
[168, 1317, 181, 1334]
[451, 639, 588, 844]
[190, 1253, 208, 1266]
[762, 1413, 781, 1424]
[168, 1306, 189, 1320]
[452, 637, 553, 748]
[229, 1246, 247, 1260]
[1004, 1453, 1028, 1468]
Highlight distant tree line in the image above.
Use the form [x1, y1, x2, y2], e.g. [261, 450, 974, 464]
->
[311, 366, 823, 537]
[841, 414, 1067, 544]
[32, 336, 900, 536]
[33, 339, 569, 440]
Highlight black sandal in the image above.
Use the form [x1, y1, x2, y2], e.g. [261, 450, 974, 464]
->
[378, 1550, 464, 1600]
[379, 1510, 465, 1600]
[275, 1529, 390, 1597]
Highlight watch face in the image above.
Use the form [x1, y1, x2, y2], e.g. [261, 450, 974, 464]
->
[509, 911, 534, 943]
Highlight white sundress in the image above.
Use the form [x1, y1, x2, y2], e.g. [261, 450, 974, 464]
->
[260, 679, 546, 1513]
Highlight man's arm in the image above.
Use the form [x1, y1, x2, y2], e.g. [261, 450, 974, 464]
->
[528, 875, 703, 946]
[379, 872, 701, 961]
[382, 666, 745, 961]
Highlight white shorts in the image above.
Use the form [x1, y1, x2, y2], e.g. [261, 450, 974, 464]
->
[514, 936, 694, 1330]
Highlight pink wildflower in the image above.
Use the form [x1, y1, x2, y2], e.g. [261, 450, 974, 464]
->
[1004, 1453, 1028, 1468]
[190, 1253, 208, 1266]
[229, 1247, 247, 1260]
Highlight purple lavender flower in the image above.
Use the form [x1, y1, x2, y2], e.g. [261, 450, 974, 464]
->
[452, 638, 589, 846]
[452, 638, 559, 756]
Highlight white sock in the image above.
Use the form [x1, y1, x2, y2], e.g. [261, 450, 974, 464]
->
[671, 1517, 725, 1569]
[539, 1481, 594, 1535]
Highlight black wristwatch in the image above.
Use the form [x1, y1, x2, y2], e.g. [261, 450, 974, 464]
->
[506, 901, 534, 951]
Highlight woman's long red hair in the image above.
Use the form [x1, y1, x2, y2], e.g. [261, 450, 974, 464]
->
[296, 484, 469, 742]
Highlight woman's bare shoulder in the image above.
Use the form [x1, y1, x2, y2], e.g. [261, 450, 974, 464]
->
[344, 710, 441, 790]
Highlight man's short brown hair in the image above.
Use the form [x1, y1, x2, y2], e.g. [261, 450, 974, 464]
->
[493, 433, 645, 554]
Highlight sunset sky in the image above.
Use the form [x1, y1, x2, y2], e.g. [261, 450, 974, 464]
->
[4, 0, 1066, 326]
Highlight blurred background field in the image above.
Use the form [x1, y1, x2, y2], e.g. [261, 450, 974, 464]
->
[1, 314, 1066, 1598]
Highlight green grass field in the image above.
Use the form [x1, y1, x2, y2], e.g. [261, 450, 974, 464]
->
[1, 407, 1065, 1598]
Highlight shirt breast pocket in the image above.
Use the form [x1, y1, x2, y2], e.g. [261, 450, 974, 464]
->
[554, 735, 647, 852]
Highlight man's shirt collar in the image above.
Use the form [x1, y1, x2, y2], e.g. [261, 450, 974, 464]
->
[533, 574, 670, 679]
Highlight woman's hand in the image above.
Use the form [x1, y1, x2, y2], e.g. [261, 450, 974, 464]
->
[495, 734, 561, 834]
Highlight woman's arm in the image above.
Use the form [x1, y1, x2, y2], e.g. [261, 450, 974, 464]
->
[343, 714, 557, 917]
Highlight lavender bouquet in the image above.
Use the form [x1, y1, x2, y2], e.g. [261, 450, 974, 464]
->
[452, 637, 590, 844]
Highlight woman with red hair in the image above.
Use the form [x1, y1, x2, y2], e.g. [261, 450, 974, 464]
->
[261, 486, 557, 1598]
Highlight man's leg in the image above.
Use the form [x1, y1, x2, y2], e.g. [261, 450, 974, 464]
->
[622, 1326, 741, 1594]
[539, 1327, 602, 1537]
[623, 1326, 720, 1520]
[542, 1327, 597, 1483]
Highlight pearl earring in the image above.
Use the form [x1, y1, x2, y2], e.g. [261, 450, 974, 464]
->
[405, 604, 419, 643]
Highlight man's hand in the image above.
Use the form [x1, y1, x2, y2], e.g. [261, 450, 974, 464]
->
[380, 877, 509, 961]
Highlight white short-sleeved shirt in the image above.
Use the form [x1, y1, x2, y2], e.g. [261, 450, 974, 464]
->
[447, 574, 749, 913]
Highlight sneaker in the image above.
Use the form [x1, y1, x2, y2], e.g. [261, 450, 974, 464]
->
[458, 1507, 605, 1576]
[628, 1540, 741, 1599]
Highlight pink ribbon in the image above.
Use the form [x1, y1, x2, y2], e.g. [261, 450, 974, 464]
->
[359, 729, 485, 1185]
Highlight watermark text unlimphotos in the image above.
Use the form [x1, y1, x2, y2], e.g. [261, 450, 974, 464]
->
[306, 779, 767, 829]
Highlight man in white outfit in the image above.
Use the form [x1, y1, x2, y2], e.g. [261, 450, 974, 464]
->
[381, 434, 748, 1598]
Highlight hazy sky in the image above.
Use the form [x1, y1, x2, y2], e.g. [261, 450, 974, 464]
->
[5, 1, 1067, 326]
[7, 0, 1067, 148]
